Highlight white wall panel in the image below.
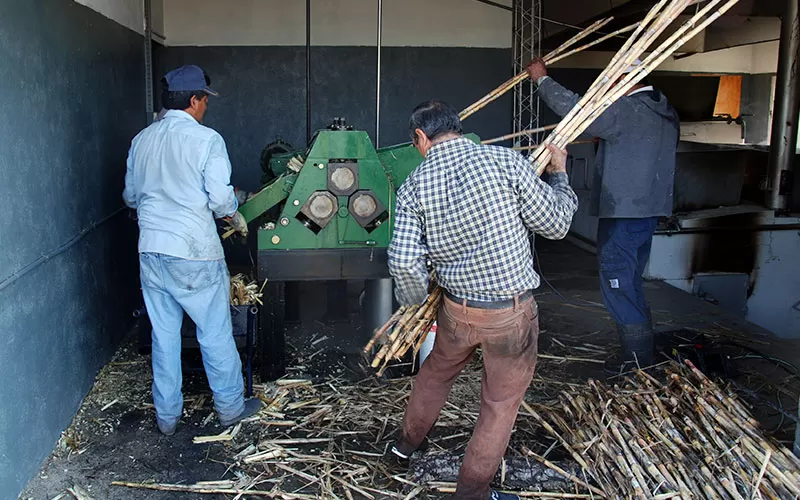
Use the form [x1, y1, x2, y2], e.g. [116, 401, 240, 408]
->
[74, 0, 144, 34]
[163, 0, 512, 47]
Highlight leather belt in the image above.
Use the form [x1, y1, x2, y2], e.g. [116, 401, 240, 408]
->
[444, 290, 533, 310]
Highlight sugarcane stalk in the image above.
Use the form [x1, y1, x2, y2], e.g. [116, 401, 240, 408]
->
[546, 22, 640, 66]
[538, 1, 682, 151]
[521, 448, 608, 497]
[533, 0, 737, 175]
[531, 0, 696, 173]
[363, 306, 406, 354]
[458, 17, 615, 121]
[481, 124, 558, 145]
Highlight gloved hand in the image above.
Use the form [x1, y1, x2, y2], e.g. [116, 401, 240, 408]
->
[234, 188, 253, 206]
[225, 211, 248, 237]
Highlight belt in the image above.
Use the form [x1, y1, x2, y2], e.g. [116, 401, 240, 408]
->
[444, 290, 533, 310]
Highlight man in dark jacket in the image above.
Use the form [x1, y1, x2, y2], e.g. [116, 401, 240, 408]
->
[526, 58, 680, 372]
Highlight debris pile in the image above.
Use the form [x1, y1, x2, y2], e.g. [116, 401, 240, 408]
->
[525, 361, 800, 499]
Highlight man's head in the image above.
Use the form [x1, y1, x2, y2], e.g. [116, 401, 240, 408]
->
[161, 65, 218, 122]
[612, 59, 648, 95]
[409, 101, 463, 157]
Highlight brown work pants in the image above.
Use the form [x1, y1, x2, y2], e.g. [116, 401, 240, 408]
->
[397, 295, 539, 500]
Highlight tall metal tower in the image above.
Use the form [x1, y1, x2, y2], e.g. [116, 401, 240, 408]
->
[512, 0, 543, 152]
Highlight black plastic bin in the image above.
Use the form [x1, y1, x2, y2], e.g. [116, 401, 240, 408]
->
[135, 304, 257, 397]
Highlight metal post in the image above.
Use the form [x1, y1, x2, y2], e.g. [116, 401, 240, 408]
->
[363, 279, 394, 343]
[305, 0, 312, 145]
[143, 0, 154, 124]
[512, 0, 542, 150]
[795, 397, 800, 457]
[766, 0, 799, 211]
[376, 0, 383, 147]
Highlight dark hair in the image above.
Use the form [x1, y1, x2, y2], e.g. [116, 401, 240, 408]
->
[409, 100, 462, 143]
[160, 74, 210, 110]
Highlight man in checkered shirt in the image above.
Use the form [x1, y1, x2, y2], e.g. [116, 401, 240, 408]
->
[387, 101, 578, 500]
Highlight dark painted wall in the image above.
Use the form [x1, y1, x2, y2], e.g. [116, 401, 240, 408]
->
[0, 2, 143, 496]
[154, 45, 513, 191]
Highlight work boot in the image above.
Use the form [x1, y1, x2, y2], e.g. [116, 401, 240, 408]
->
[219, 398, 262, 427]
[157, 419, 178, 436]
[386, 436, 429, 468]
[490, 491, 521, 500]
[604, 321, 654, 377]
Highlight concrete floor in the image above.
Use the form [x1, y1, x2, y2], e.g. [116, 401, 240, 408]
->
[20, 239, 800, 499]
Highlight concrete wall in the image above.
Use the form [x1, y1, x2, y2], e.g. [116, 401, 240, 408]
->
[155, 45, 513, 191]
[0, 1, 143, 496]
[154, 0, 514, 192]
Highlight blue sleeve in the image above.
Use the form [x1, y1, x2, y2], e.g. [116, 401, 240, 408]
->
[203, 134, 238, 218]
[538, 77, 627, 140]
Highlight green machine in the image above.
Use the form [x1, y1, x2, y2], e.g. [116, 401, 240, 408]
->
[238, 118, 477, 379]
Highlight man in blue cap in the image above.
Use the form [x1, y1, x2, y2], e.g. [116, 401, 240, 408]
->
[123, 65, 260, 435]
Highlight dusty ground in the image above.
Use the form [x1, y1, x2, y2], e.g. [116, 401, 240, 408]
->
[20, 240, 800, 499]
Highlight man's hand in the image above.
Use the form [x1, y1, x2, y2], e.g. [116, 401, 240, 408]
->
[545, 143, 567, 175]
[526, 57, 548, 82]
[225, 211, 248, 237]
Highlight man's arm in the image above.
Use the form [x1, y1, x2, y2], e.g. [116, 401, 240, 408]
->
[122, 146, 137, 209]
[203, 134, 239, 218]
[527, 58, 626, 140]
[516, 145, 578, 240]
[387, 183, 429, 306]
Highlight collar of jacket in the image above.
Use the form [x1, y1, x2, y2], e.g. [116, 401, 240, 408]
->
[164, 109, 197, 122]
[628, 85, 655, 97]
[426, 136, 471, 160]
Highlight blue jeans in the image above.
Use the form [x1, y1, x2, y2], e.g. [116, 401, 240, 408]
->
[139, 253, 244, 427]
[596, 217, 658, 326]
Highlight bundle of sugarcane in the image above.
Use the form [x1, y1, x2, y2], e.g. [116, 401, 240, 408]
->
[459, 19, 640, 121]
[230, 274, 264, 306]
[530, 0, 741, 176]
[524, 360, 800, 499]
[364, 286, 442, 376]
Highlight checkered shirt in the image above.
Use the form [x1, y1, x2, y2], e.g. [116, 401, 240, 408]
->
[388, 137, 578, 305]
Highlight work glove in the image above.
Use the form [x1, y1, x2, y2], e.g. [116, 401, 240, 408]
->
[234, 188, 253, 206]
[225, 211, 249, 238]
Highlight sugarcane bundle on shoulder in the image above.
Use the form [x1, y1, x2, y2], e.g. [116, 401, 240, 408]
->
[529, 0, 741, 176]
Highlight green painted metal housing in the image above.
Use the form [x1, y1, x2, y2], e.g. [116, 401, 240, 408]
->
[238, 129, 479, 252]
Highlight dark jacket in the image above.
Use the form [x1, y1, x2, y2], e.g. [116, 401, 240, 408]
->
[538, 77, 680, 218]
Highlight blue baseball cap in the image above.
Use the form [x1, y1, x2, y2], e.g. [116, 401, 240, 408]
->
[164, 65, 218, 96]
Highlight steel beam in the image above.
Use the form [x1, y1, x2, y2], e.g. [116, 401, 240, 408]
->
[766, 0, 799, 211]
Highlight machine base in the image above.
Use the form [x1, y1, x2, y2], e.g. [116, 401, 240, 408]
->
[258, 248, 390, 281]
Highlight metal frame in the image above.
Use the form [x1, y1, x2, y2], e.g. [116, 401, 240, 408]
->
[144, 0, 154, 124]
[512, 0, 543, 151]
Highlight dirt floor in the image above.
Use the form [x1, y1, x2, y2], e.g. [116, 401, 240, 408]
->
[20, 240, 800, 500]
